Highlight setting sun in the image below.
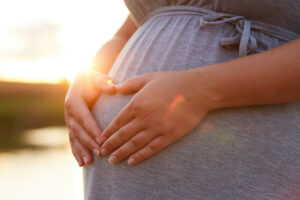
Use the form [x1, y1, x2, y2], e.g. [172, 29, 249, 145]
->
[0, 0, 128, 83]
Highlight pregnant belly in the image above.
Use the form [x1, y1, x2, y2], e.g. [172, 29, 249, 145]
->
[90, 91, 300, 199]
[86, 11, 300, 200]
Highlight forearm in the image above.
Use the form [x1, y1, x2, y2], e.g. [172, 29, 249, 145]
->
[91, 15, 137, 74]
[91, 37, 128, 74]
[192, 38, 300, 110]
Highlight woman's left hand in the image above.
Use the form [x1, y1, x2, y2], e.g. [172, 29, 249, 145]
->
[98, 70, 215, 165]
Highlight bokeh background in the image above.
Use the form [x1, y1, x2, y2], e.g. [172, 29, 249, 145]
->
[0, 1, 128, 199]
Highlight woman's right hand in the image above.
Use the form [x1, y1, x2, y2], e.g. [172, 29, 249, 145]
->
[64, 70, 116, 166]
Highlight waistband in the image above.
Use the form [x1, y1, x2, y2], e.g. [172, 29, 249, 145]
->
[142, 5, 299, 57]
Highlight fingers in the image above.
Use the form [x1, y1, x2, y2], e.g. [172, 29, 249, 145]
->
[66, 113, 101, 156]
[127, 136, 167, 165]
[116, 74, 152, 94]
[65, 97, 102, 143]
[100, 119, 143, 156]
[108, 130, 157, 164]
[69, 131, 93, 167]
[98, 104, 135, 145]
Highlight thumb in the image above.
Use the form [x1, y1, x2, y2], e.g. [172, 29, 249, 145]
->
[116, 74, 152, 94]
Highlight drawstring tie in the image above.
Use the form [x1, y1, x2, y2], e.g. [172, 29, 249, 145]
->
[144, 6, 299, 57]
[200, 13, 257, 57]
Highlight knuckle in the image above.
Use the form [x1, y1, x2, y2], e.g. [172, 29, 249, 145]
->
[102, 129, 111, 138]
[132, 154, 140, 162]
[114, 118, 122, 127]
[83, 137, 95, 149]
[149, 138, 165, 152]
[69, 133, 76, 144]
[155, 120, 164, 129]
[117, 128, 126, 139]
[76, 115, 84, 124]
[84, 137, 93, 147]
[130, 139, 140, 148]
[65, 98, 72, 110]
[86, 139, 94, 148]
[81, 139, 89, 148]
[149, 144, 159, 152]
[156, 124, 171, 135]
[77, 133, 87, 145]
[81, 120, 91, 132]
[115, 148, 125, 157]
[68, 118, 75, 128]
[69, 122, 79, 133]
[104, 140, 113, 149]
[129, 101, 144, 113]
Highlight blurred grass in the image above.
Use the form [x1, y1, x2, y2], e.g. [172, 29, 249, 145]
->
[0, 81, 69, 151]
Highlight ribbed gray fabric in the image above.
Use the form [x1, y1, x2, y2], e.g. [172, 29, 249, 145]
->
[84, 2, 300, 200]
[124, 0, 300, 34]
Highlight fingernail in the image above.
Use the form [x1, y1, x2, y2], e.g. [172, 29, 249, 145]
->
[100, 148, 107, 156]
[83, 156, 89, 165]
[128, 157, 135, 165]
[109, 155, 117, 164]
[94, 149, 100, 156]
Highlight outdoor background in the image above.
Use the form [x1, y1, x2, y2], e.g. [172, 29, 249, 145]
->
[0, 1, 128, 199]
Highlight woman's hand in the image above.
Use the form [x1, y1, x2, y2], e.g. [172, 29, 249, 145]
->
[98, 70, 215, 165]
[65, 70, 116, 166]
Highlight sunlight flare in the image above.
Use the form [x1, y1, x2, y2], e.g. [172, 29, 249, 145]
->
[167, 94, 185, 115]
[0, 0, 129, 83]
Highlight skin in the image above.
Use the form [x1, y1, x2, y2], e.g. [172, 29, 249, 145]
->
[65, 15, 300, 166]
[98, 71, 210, 165]
[65, 15, 137, 166]
[65, 70, 116, 166]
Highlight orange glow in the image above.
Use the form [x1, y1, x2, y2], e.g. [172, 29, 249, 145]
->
[167, 95, 185, 115]
[106, 79, 113, 85]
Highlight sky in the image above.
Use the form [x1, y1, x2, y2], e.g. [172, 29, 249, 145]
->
[0, 0, 128, 83]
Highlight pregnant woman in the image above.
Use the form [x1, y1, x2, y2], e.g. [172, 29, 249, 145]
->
[65, 0, 300, 199]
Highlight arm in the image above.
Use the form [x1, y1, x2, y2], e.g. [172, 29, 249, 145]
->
[192, 37, 300, 110]
[65, 15, 137, 166]
[98, 38, 300, 165]
[92, 15, 137, 73]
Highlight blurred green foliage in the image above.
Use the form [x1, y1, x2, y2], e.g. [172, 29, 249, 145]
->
[0, 81, 69, 151]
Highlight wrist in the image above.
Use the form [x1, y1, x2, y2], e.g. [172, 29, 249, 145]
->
[187, 66, 224, 111]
